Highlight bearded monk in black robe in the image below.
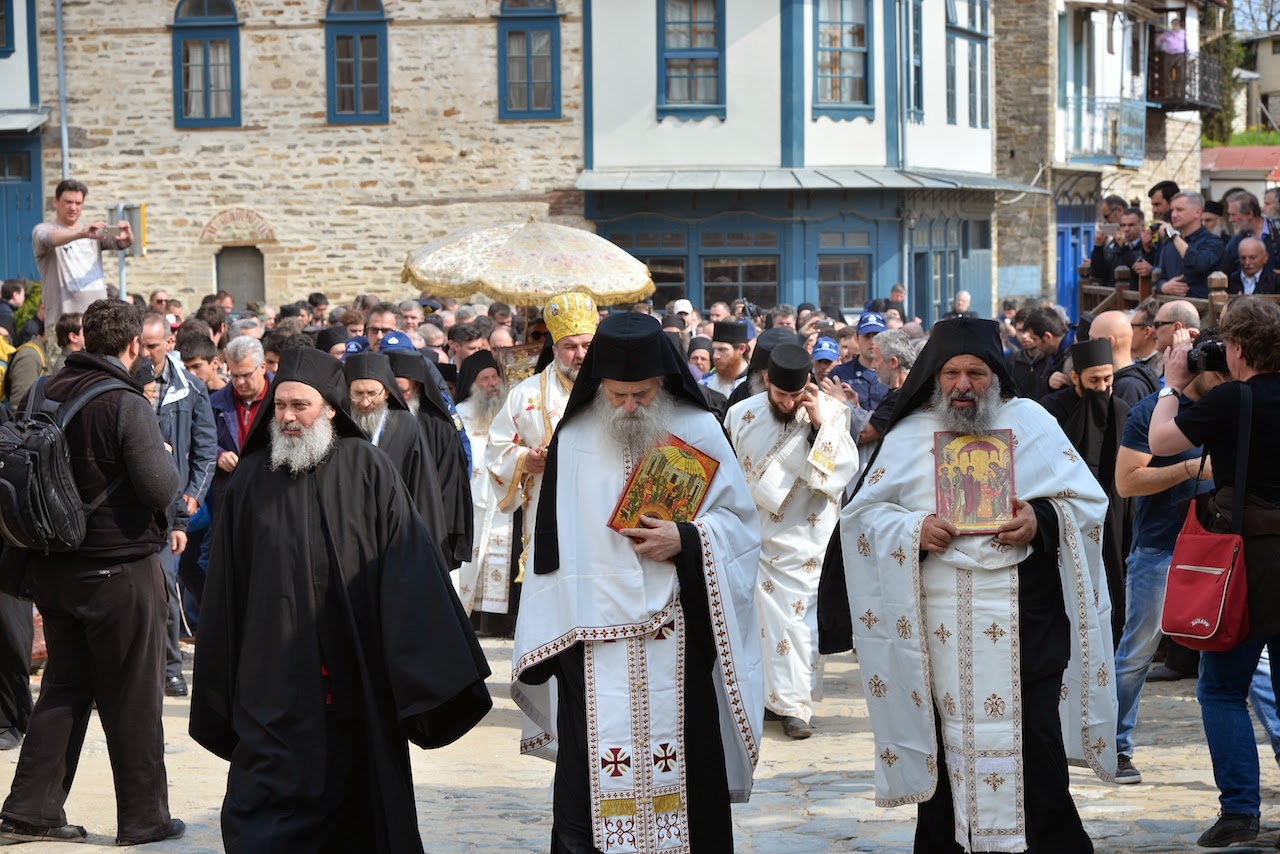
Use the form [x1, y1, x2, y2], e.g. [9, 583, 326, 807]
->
[190, 348, 491, 854]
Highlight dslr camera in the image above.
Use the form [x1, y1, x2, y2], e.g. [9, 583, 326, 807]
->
[1186, 338, 1229, 374]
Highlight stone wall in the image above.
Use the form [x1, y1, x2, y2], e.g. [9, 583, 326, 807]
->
[34, 0, 586, 309]
[1100, 113, 1202, 216]
[993, 0, 1056, 301]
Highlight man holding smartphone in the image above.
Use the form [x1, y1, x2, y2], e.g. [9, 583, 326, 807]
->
[32, 179, 132, 334]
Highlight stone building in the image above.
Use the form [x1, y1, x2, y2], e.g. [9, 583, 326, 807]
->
[9, 0, 587, 308]
[995, 0, 1221, 314]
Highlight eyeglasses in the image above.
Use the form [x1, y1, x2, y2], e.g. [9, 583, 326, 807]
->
[1152, 320, 1178, 328]
[1130, 322, 1152, 329]
[350, 389, 387, 402]
[230, 366, 263, 381]
[366, 326, 396, 336]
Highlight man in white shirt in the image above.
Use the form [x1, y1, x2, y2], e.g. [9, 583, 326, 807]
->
[32, 179, 132, 333]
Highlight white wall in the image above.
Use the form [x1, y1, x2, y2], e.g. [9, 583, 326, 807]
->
[904, 3, 993, 174]
[591, 2, 782, 169]
[804, 0, 888, 167]
[0, 2, 33, 111]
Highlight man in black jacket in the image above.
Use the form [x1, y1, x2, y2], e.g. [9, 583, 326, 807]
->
[1089, 207, 1151, 287]
[0, 299, 184, 846]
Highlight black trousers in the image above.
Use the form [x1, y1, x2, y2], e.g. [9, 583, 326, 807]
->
[0, 554, 172, 842]
[0, 592, 32, 733]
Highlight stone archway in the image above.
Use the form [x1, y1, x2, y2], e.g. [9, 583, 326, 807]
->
[199, 208, 278, 311]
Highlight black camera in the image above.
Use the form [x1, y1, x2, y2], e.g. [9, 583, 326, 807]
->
[1187, 338, 1229, 374]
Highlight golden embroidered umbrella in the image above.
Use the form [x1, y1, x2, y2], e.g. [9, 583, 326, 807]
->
[400, 218, 654, 306]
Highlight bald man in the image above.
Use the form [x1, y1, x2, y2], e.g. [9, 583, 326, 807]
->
[1228, 236, 1280, 295]
[1087, 310, 1159, 407]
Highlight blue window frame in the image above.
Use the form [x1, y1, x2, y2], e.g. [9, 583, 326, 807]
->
[657, 0, 726, 121]
[818, 231, 873, 312]
[325, 0, 389, 124]
[498, 0, 561, 120]
[0, 0, 15, 58]
[946, 0, 990, 130]
[172, 0, 241, 129]
[909, 0, 924, 122]
[813, 0, 873, 120]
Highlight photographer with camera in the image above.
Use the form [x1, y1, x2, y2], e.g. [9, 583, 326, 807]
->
[32, 180, 132, 335]
[1148, 297, 1280, 846]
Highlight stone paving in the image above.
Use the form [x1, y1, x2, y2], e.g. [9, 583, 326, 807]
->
[1, 639, 1279, 852]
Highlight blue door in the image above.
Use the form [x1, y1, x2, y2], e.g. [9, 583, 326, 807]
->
[0, 135, 43, 282]
[1055, 213, 1095, 322]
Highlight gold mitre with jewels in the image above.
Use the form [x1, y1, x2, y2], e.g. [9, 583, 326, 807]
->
[543, 292, 598, 342]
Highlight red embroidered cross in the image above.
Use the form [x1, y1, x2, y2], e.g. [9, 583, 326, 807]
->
[654, 621, 675, 640]
[652, 742, 678, 773]
[601, 747, 632, 778]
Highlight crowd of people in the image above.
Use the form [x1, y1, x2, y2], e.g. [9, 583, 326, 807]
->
[0, 176, 1277, 853]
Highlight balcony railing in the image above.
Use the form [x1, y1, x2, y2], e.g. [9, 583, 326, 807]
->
[1147, 51, 1222, 111]
[1064, 96, 1146, 168]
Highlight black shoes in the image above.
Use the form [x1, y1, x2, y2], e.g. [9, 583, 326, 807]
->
[1114, 754, 1142, 784]
[117, 818, 185, 847]
[0, 727, 23, 751]
[163, 675, 188, 697]
[781, 716, 814, 739]
[1196, 812, 1258, 847]
[0, 818, 88, 842]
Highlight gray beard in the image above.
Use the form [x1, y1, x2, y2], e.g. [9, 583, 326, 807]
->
[269, 414, 336, 476]
[555, 360, 579, 384]
[930, 377, 1002, 435]
[748, 372, 766, 396]
[406, 396, 420, 418]
[354, 401, 389, 438]
[472, 386, 506, 433]
[589, 386, 674, 458]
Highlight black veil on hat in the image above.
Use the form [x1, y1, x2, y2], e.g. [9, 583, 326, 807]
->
[387, 352, 455, 423]
[747, 328, 802, 376]
[240, 346, 366, 457]
[455, 351, 502, 404]
[533, 313, 711, 577]
[342, 352, 408, 412]
[315, 325, 349, 353]
[884, 317, 1018, 437]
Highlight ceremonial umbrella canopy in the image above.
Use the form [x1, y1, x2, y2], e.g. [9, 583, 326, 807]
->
[400, 218, 655, 306]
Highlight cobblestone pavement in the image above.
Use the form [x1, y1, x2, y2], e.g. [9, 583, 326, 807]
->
[1, 639, 1278, 852]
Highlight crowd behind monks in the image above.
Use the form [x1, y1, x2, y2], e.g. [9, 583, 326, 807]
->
[0, 174, 1277, 850]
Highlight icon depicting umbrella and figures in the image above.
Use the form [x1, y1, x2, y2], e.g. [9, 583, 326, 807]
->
[933, 429, 1015, 534]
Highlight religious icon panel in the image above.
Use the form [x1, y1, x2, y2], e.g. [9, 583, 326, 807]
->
[933, 429, 1015, 535]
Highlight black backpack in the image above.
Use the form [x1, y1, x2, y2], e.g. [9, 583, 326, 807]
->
[0, 376, 134, 552]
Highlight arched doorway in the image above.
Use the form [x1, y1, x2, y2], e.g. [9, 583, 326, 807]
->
[216, 245, 265, 309]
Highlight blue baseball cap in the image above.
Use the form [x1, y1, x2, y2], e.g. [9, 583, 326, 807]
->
[857, 312, 886, 336]
[343, 336, 370, 357]
[379, 330, 417, 353]
[812, 336, 840, 362]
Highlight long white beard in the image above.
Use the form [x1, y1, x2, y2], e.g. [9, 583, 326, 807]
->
[930, 377, 1003, 435]
[588, 386, 674, 458]
[269, 413, 336, 475]
[748, 372, 767, 396]
[406, 396, 421, 418]
[354, 401, 389, 438]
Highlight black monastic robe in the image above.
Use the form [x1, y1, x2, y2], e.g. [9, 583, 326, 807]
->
[376, 409, 450, 557]
[1040, 386, 1130, 639]
[190, 437, 491, 854]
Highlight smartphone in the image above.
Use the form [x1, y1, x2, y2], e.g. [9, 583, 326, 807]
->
[102, 226, 122, 239]
[1099, 224, 1118, 237]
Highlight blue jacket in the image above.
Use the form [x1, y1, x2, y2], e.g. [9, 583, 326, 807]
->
[208, 372, 272, 504]
[157, 352, 218, 503]
[1155, 226, 1225, 299]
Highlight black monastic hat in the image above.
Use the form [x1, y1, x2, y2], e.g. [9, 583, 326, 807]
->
[767, 344, 812, 392]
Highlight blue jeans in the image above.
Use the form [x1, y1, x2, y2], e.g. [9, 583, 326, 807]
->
[1114, 546, 1171, 757]
[1199, 637, 1280, 815]
[1115, 546, 1280, 764]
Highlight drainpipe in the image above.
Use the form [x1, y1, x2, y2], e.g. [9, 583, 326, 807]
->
[55, 0, 70, 179]
[898, 0, 911, 295]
